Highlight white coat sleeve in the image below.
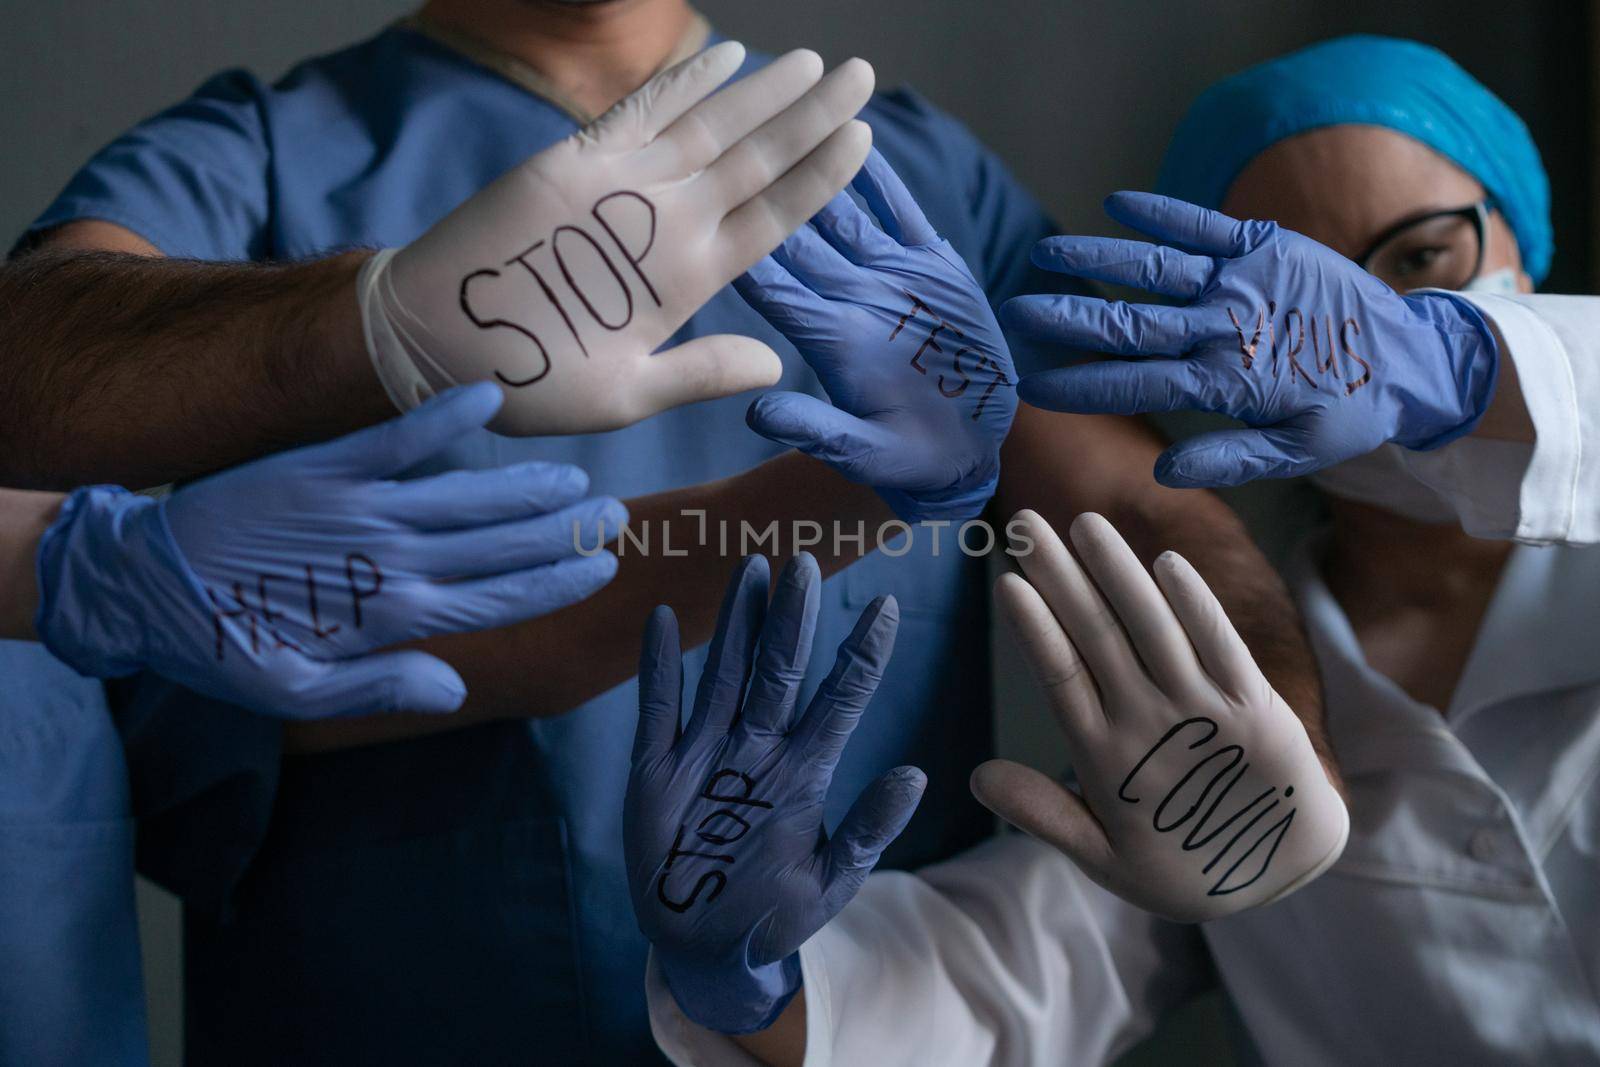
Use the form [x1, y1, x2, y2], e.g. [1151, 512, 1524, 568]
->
[646, 833, 1214, 1067]
[1404, 293, 1600, 545]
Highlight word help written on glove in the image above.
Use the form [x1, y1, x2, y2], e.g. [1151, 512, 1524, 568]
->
[35, 384, 622, 719]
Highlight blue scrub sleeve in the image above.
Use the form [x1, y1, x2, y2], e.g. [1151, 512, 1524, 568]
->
[18, 68, 272, 260]
[0, 643, 149, 1067]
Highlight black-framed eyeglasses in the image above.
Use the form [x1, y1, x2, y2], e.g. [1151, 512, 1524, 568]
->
[1356, 200, 1489, 293]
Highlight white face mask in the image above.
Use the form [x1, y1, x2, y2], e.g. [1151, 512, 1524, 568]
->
[1462, 266, 1521, 295]
[1310, 443, 1460, 523]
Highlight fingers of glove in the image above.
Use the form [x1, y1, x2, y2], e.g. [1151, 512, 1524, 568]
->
[771, 215, 860, 292]
[999, 295, 1210, 356]
[634, 604, 685, 764]
[738, 553, 821, 737]
[993, 572, 1105, 741]
[1154, 425, 1321, 489]
[732, 255, 830, 330]
[1066, 512, 1205, 697]
[284, 650, 467, 719]
[704, 58, 874, 213]
[320, 382, 503, 478]
[1152, 551, 1264, 701]
[383, 461, 592, 530]
[652, 48, 822, 175]
[405, 496, 627, 578]
[1030, 236, 1212, 300]
[412, 551, 619, 635]
[808, 190, 900, 265]
[684, 555, 770, 744]
[1103, 191, 1270, 258]
[1017, 359, 1230, 417]
[1008, 509, 1147, 709]
[827, 766, 927, 879]
[791, 594, 899, 770]
[968, 759, 1114, 873]
[851, 148, 938, 246]
[629, 335, 784, 421]
[591, 40, 747, 150]
[745, 393, 894, 481]
[714, 120, 874, 277]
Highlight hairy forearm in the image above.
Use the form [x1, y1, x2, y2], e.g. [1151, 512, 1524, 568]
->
[0, 488, 64, 639]
[0, 246, 389, 489]
[284, 451, 893, 753]
[997, 406, 1336, 781]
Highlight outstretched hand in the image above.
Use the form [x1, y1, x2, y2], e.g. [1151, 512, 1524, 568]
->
[625, 553, 925, 1033]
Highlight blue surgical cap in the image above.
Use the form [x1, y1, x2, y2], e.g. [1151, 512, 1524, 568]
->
[1157, 35, 1553, 283]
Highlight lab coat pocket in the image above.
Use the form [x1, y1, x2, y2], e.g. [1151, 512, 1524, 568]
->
[184, 816, 589, 1067]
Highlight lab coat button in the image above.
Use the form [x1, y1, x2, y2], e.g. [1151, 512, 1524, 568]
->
[1468, 828, 1500, 862]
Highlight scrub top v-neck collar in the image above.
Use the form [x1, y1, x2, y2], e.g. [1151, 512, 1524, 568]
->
[398, 8, 713, 125]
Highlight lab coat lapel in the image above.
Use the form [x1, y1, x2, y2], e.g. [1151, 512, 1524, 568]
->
[1446, 542, 1600, 728]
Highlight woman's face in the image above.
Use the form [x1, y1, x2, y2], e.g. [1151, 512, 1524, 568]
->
[1220, 124, 1532, 293]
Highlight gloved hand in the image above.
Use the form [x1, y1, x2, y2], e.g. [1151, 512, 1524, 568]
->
[35, 383, 624, 719]
[735, 149, 1016, 522]
[1002, 192, 1499, 488]
[625, 553, 926, 1033]
[359, 41, 876, 435]
[971, 510, 1347, 923]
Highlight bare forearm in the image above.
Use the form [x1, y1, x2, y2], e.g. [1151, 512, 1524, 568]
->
[732, 993, 807, 1066]
[0, 246, 388, 489]
[997, 407, 1335, 780]
[284, 451, 893, 753]
[0, 488, 63, 639]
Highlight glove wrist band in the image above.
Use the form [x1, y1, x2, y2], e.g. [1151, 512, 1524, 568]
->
[658, 948, 802, 1035]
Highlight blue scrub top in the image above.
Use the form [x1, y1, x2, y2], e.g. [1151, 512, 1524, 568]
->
[0, 643, 147, 1066]
[28, 24, 1070, 1065]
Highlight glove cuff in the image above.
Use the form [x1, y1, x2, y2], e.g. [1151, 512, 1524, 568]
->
[358, 248, 451, 416]
[1401, 290, 1501, 450]
[34, 486, 159, 677]
[657, 948, 802, 1035]
[879, 473, 999, 525]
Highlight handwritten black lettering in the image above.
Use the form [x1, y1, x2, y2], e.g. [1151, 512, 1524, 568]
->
[1339, 318, 1372, 395]
[1118, 716, 1299, 898]
[345, 553, 382, 629]
[552, 223, 632, 331]
[1226, 307, 1263, 370]
[591, 191, 660, 307]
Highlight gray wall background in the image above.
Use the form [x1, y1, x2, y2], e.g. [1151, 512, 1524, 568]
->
[2, 2, 1588, 1064]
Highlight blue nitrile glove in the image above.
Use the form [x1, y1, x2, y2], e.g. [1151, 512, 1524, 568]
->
[1002, 192, 1500, 488]
[34, 383, 625, 719]
[624, 553, 927, 1034]
[735, 149, 1017, 522]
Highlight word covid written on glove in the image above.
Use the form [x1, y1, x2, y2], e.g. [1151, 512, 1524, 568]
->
[1118, 715, 1299, 897]
[458, 190, 661, 388]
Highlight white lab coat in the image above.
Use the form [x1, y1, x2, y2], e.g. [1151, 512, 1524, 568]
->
[646, 292, 1600, 1065]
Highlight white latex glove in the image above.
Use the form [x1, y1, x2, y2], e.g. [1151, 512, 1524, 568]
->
[971, 510, 1347, 922]
[358, 41, 875, 434]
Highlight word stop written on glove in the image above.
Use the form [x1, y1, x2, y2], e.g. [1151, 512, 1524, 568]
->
[360, 41, 876, 435]
[625, 553, 925, 1033]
